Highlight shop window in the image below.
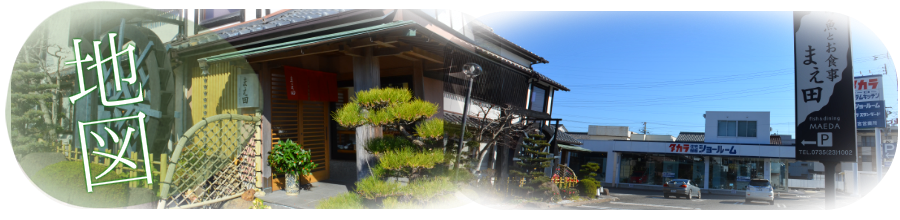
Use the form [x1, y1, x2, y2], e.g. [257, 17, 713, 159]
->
[717, 120, 757, 137]
[859, 136, 875, 147]
[618, 153, 703, 186]
[569, 152, 607, 182]
[709, 157, 764, 190]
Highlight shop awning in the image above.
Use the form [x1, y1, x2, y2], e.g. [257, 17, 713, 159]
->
[559, 144, 590, 152]
[199, 20, 417, 63]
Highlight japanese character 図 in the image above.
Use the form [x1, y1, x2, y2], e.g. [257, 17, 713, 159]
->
[802, 87, 823, 103]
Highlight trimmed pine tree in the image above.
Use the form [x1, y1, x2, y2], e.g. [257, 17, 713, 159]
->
[509, 133, 555, 200]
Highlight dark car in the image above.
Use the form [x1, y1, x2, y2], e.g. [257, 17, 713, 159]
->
[663, 179, 701, 200]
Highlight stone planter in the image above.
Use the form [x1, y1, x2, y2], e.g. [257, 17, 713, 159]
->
[285, 173, 300, 196]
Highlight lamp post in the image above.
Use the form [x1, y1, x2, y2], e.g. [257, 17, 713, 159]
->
[455, 62, 482, 182]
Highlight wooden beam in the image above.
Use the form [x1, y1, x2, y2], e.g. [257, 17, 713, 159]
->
[404, 47, 443, 64]
[247, 43, 341, 63]
[373, 45, 413, 57]
[393, 53, 419, 61]
[340, 44, 362, 57]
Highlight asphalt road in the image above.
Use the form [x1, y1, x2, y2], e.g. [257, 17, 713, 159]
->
[558, 188, 862, 210]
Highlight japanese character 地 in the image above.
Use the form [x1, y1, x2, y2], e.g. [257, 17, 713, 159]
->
[65, 33, 152, 193]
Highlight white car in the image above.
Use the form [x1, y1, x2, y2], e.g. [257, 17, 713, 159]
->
[745, 179, 775, 205]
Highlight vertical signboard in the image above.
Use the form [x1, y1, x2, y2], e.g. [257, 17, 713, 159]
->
[237, 74, 259, 108]
[794, 12, 857, 162]
[854, 75, 885, 128]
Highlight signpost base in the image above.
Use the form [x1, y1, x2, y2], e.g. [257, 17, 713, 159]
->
[823, 161, 838, 209]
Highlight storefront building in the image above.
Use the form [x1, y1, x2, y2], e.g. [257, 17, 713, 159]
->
[573, 111, 800, 194]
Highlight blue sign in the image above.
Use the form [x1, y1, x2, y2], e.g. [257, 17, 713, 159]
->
[737, 176, 751, 182]
[881, 143, 897, 159]
[855, 100, 885, 128]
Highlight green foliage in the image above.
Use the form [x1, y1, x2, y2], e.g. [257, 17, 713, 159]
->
[379, 148, 446, 171]
[8, 61, 60, 157]
[32, 161, 131, 208]
[578, 162, 602, 197]
[355, 176, 402, 199]
[510, 134, 555, 201]
[249, 198, 272, 209]
[331, 102, 365, 128]
[267, 139, 317, 177]
[414, 119, 444, 139]
[328, 87, 459, 209]
[365, 136, 413, 153]
[315, 192, 365, 209]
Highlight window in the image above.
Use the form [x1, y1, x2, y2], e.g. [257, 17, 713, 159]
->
[529, 86, 547, 112]
[198, 9, 244, 29]
[860, 136, 875, 147]
[717, 120, 756, 137]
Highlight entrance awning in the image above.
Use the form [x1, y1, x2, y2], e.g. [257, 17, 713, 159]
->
[559, 144, 590, 152]
[199, 20, 417, 63]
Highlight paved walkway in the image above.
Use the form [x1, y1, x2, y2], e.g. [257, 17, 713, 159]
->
[257, 180, 354, 209]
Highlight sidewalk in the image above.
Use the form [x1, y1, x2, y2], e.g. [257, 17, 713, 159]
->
[256, 180, 354, 209]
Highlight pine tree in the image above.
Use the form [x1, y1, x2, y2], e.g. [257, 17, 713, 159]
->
[509, 133, 554, 200]
[316, 88, 465, 209]
[9, 62, 61, 157]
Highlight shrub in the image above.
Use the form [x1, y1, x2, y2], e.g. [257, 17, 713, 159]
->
[267, 139, 317, 177]
[355, 176, 402, 199]
[32, 160, 131, 208]
[249, 198, 271, 209]
[578, 162, 602, 197]
[316, 192, 365, 209]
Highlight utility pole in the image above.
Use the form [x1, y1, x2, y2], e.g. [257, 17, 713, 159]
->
[642, 122, 647, 141]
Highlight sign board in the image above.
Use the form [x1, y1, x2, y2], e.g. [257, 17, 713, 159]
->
[794, 11, 857, 162]
[237, 74, 259, 108]
[885, 143, 896, 159]
[853, 75, 883, 102]
[854, 75, 885, 128]
[855, 101, 885, 128]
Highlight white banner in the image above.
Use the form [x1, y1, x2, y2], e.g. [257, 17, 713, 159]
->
[854, 75, 884, 102]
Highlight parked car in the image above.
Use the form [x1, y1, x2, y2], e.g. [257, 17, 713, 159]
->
[663, 179, 701, 199]
[745, 179, 775, 205]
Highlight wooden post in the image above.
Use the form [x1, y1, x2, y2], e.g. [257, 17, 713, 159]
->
[160, 153, 168, 188]
[353, 47, 382, 181]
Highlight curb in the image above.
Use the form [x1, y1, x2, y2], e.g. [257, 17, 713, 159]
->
[524, 196, 619, 209]
[562, 196, 620, 207]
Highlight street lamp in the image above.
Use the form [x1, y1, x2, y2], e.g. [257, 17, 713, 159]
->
[455, 62, 482, 181]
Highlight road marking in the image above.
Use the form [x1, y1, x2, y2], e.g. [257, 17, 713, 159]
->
[610, 202, 701, 210]
[579, 205, 632, 210]
[776, 203, 787, 208]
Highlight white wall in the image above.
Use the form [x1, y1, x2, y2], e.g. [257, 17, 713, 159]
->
[704, 111, 770, 144]
[443, 92, 500, 119]
[588, 125, 630, 138]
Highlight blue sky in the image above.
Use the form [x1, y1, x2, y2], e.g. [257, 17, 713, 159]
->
[474, 11, 898, 138]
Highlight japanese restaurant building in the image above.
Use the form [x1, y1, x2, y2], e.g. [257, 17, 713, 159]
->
[572, 111, 800, 194]
[168, 9, 572, 191]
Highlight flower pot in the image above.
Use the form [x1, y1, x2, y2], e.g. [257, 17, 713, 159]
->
[285, 173, 300, 196]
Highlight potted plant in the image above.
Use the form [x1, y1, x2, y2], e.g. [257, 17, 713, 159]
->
[268, 139, 317, 196]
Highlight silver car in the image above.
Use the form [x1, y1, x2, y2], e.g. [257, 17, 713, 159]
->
[745, 179, 775, 205]
[663, 179, 701, 200]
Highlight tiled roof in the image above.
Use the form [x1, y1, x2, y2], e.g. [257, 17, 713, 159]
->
[675, 132, 705, 143]
[473, 47, 569, 91]
[442, 111, 493, 128]
[170, 9, 352, 51]
[470, 21, 548, 64]
[546, 125, 584, 145]
[567, 132, 591, 140]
